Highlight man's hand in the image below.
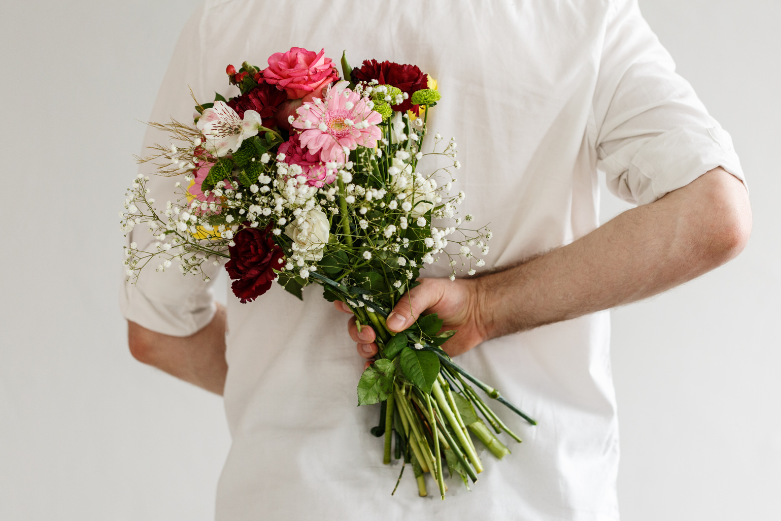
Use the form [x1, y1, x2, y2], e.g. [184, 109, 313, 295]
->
[337, 168, 752, 366]
[334, 277, 487, 365]
[127, 302, 228, 395]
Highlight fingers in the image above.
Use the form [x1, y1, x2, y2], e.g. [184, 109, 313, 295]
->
[357, 342, 378, 359]
[333, 300, 353, 314]
[347, 315, 378, 360]
[385, 278, 445, 333]
[348, 316, 376, 344]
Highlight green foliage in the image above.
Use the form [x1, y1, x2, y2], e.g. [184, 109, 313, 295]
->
[357, 358, 395, 406]
[202, 158, 233, 192]
[237, 169, 252, 188]
[214, 92, 227, 103]
[417, 313, 444, 336]
[320, 250, 349, 275]
[383, 332, 409, 359]
[411, 89, 441, 107]
[341, 51, 352, 84]
[444, 447, 470, 488]
[399, 347, 440, 394]
[356, 271, 386, 292]
[232, 137, 257, 167]
[277, 272, 306, 300]
[430, 329, 457, 347]
[195, 102, 214, 115]
[452, 392, 479, 426]
[246, 160, 264, 181]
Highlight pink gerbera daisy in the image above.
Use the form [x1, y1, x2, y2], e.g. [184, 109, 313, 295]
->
[291, 81, 382, 164]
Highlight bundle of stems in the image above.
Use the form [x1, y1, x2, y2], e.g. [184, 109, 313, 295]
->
[312, 271, 536, 499]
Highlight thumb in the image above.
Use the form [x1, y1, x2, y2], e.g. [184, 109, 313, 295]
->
[385, 279, 444, 333]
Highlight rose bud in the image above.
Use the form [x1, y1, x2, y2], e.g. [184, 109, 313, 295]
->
[226, 64, 237, 76]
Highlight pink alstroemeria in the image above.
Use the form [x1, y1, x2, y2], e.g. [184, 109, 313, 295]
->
[197, 101, 261, 157]
[291, 81, 382, 164]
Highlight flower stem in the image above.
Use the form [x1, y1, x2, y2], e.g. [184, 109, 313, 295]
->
[432, 380, 483, 474]
[337, 177, 352, 248]
[394, 387, 432, 474]
[367, 311, 389, 343]
[383, 392, 395, 464]
[432, 349, 537, 425]
[411, 453, 427, 497]
[468, 419, 511, 460]
[458, 375, 523, 444]
[438, 374, 477, 455]
[426, 393, 446, 500]
[431, 399, 478, 483]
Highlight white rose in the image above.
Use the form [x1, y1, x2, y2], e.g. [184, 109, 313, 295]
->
[284, 208, 330, 261]
[409, 177, 436, 218]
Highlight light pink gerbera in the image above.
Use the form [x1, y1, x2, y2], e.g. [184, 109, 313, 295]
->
[291, 81, 382, 164]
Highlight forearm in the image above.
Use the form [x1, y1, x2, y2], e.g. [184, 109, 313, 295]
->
[127, 303, 228, 395]
[476, 168, 751, 339]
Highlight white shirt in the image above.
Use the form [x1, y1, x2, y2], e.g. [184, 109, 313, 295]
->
[120, 1, 744, 519]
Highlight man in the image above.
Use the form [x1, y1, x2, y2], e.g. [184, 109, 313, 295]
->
[123, 0, 750, 519]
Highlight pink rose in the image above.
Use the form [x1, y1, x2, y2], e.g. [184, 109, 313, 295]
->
[278, 134, 336, 188]
[262, 47, 340, 100]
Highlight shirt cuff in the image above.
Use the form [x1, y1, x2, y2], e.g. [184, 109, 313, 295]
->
[601, 125, 746, 206]
[119, 264, 220, 337]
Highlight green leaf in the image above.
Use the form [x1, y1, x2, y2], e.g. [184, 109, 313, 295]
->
[237, 169, 252, 188]
[321, 286, 341, 303]
[277, 273, 305, 300]
[383, 333, 408, 360]
[357, 271, 386, 292]
[452, 392, 479, 426]
[232, 138, 257, 167]
[418, 313, 444, 336]
[444, 447, 471, 489]
[202, 158, 233, 192]
[430, 329, 457, 347]
[357, 358, 395, 406]
[196, 102, 214, 114]
[246, 160, 263, 181]
[320, 250, 349, 275]
[399, 347, 440, 394]
[214, 92, 227, 102]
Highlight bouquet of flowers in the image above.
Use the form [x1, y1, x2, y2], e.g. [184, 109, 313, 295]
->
[121, 47, 536, 499]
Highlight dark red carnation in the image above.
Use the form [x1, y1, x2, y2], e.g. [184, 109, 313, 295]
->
[227, 82, 287, 128]
[225, 223, 285, 303]
[351, 60, 429, 114]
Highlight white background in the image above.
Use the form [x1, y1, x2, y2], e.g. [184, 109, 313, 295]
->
[0, 1, 778, 520]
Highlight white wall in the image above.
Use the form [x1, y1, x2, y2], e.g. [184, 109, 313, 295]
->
[610, 1, 781, 519]
[0, 1, 777, 520]
[0, 2, 230, 520]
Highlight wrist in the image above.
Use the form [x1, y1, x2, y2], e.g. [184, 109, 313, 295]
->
[468, 276, 496, 344]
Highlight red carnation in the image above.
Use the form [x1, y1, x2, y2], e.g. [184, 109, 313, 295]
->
[225, 223, 285, 303]
[227, 82, 287, 129]
[351, 60, 429, 114]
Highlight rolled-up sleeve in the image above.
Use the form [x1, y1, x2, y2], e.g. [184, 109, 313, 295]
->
[594, 0, 746, 206]
[120, 3, 224, 337]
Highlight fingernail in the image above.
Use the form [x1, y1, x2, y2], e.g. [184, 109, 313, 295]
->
[387, 312, 406, 331]
[359, 343, 373, 355]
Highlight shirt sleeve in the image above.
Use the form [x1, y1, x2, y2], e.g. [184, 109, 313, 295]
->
[593, 0, 746, 206]
[120, 3, 225, 337]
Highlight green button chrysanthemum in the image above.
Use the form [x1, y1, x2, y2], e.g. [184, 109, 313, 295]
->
[411, 89, 441, 106]
[372, 101, 393, 121]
